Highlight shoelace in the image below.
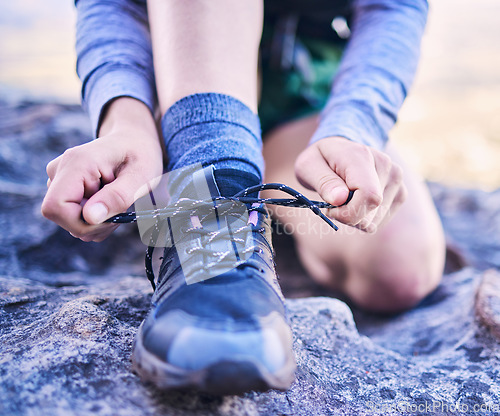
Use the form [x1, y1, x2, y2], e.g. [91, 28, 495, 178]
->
[106, 183, 353, 289]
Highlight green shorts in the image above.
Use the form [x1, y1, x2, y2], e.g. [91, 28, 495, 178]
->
[258, 17, 346, 136]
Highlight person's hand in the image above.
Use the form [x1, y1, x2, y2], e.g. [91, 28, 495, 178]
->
[41, 98, 163, 242]
[294, 136, 407, 233]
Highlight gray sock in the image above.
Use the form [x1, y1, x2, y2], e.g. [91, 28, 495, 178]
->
[161, 93, 264, 198]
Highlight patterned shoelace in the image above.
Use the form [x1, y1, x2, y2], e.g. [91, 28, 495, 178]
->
[105, 183, 353, 289]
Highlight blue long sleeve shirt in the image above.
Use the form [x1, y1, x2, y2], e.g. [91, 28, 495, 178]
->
[75, 0, 428, 149]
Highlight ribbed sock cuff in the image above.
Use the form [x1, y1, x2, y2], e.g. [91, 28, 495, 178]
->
[161, 93, 264, 180]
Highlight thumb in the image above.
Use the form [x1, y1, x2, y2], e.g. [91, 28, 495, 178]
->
[82, 172, 147, 224]
[318, 173, 350, 207]
[296, 149, 350, 206]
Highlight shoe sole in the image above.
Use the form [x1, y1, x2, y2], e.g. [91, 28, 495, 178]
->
[131, 320, 296, 395]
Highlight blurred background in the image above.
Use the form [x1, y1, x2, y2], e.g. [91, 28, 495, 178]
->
[1, 0, 499, 190]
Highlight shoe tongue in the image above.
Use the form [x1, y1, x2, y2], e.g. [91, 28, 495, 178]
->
[188, 166, 220, 231]
[175, 165, 258, 285]
[212, 168, 260, 198]
[192, 165, 222, 199]
[167, 164, 220, 202]
[171, 165, 260, 200]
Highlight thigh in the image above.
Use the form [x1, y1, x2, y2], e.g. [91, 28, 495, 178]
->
[262, 114, 445, 303]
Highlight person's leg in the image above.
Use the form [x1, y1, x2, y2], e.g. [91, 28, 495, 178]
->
[131, 1, 295, 395]
[148, 0, 261, 113]
[147, 0, 264, 195]
[263, 114, 446, 313]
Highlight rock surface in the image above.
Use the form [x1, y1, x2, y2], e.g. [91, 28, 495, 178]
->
[1, 100, 500, 416]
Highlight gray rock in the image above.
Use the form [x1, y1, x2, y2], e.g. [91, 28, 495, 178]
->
[1, 99, 499, 415]
[476, 270, 500, 342]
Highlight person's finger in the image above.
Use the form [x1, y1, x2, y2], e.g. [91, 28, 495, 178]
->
[42, 191, 98, 238]
[77, 224, 120, 242]
[372, 150, 393, 190]
[82, 169, 152, 225]
[46, 154, 63, 180]
[83, 176, 103, 199]
[295, 146, 350, 206]
[325, 149, 383, 226]
[370, 168, 407, 231]
[352, 206, 379, 233]
[350, 156, 402, 232]
[42, 158, 103, 236]
[342, 151, 402, 232]
[90, 226, 119, 242]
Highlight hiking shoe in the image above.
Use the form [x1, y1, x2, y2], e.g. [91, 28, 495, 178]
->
[131, 167, 296, 395]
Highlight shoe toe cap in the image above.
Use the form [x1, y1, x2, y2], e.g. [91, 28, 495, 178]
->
[142, 310, 291, 373]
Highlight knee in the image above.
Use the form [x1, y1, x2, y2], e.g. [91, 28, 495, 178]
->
[347, 236, 446, 314]
[362, 265, 442, 313]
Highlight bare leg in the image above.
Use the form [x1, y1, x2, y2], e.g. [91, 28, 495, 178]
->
[147, 0, 262, 113]
[263, 115, 446, 313]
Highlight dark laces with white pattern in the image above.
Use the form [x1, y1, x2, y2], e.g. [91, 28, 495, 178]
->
[105, 183, 353, 289]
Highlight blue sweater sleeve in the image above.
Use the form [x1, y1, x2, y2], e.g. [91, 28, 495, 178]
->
[75, 0, 156, 137]
[310, 0, 428, 149]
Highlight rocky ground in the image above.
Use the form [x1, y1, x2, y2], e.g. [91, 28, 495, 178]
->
[1, 100, 499, 416]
